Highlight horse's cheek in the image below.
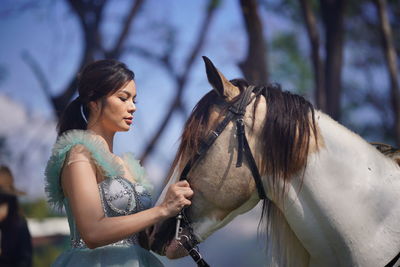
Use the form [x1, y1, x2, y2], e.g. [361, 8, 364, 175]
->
[190, 165, 255, 212]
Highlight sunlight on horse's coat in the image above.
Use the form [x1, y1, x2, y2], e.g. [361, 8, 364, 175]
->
[150, 57, 400, 267]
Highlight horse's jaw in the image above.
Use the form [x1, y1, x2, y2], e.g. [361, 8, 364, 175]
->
[162, 193, 260, 259]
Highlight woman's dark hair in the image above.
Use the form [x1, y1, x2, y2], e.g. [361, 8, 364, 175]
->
[57, 59, 135, 136]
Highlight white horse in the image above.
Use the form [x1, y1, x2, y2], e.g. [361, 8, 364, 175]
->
[149, 57, 400, 267]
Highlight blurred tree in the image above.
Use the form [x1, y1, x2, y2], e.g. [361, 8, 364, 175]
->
[374, 0, 400, 145]
[21, 199, 60, 219]
[262, 0, 348, 120]
[343, 0, 399, 145]
[263, 0, 399, 145]
[239, 0, 269, 84]
[17, 0, 221, 164]
[270, 33, 313, 95]
[24, 0, 146, 118]
[299, 0, 326, 110]
[137, 0, 220, 163]
[320, 0, 347, 121]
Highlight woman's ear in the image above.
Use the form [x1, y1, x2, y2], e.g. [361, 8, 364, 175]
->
[87, 100, 101, 121]
[88, 101, 97, 112]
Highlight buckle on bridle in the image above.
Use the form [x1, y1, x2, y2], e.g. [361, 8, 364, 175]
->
[211, 130, 219, 137]
[178, 235, 209, 266]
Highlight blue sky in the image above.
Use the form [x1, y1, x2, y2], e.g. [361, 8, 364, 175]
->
[0, 0, 274, 198]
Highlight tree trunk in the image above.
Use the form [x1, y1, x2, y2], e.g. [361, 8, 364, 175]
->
[320, 0, 346, 121]
[374, 0, 400, 146]
[299, 0, 326, 111]
[238, 0, 268, 85]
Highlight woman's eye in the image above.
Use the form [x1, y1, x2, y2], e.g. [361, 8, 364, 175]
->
[119, 97, 127, 102]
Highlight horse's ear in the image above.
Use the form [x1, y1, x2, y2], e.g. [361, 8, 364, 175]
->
[202, 56, 240, 101]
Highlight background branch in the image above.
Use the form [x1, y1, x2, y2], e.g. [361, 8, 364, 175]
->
[139, 0, 220, 163]
[238, 0, 268, 84]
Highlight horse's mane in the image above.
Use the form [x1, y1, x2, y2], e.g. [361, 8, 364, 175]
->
[259, 84, 318, 266]
[168, 80, 318, 190]
[167, 80, 318, 266]
[166, 79, 248, 183]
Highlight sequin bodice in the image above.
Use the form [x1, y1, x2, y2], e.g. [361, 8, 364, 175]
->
[67, 176, 152, 249]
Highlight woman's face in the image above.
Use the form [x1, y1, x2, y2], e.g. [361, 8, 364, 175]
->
[90, 80, 137, 133]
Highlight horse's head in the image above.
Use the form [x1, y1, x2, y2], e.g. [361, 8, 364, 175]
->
[148, 57, 318, 260]
[149, 57, 266, 258]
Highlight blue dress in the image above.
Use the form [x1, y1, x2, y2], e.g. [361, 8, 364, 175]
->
[45, 130, 163, 267]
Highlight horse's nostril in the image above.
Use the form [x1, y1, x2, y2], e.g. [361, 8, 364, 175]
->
[150, 217, 177, 255]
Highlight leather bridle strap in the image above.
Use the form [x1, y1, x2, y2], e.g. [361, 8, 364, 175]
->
[385, 251, 400, 267]
[180, 109, 236, 181]
[178, 235, 210, 267]
[176, 85, 267, 267]
[239, 120, 267, 199]
[180, 85, 267, 198]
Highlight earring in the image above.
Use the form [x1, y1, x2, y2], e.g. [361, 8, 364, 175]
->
[80, 105, 88, 124]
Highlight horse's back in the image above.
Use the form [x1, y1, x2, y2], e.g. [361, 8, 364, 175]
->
[371, 142, 400, 166]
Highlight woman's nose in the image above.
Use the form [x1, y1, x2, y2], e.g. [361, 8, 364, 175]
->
[128, 102, 136, 113]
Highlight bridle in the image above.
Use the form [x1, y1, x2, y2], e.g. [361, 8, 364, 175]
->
[175, 85, 269, 267]
[170, 84, 400, 267]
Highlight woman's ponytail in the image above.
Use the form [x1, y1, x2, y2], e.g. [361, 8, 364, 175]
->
[57, 97, 88, 136]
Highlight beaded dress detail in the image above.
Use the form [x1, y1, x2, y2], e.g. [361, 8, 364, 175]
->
[45, 130, 163, 267]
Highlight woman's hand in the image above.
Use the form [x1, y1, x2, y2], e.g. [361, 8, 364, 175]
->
[159, 180, 193, 218]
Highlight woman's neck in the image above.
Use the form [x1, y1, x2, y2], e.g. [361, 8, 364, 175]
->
[87, 125, 115, 152]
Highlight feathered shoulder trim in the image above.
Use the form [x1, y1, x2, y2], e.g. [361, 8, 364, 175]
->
[121, 152, 153, 192]
[45, 130, 151, 210]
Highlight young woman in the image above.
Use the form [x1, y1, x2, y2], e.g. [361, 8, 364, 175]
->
[0, 166, 32, 267]
[45, 59, 193, 266]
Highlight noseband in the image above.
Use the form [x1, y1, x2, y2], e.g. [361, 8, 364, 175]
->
[175, 85, 268, 267]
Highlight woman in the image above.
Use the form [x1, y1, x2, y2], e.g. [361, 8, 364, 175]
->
[0, 166, 32, 267]
[45, 59, 193, 266]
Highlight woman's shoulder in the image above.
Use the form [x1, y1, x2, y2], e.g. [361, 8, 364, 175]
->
[45, 130, 124, 209]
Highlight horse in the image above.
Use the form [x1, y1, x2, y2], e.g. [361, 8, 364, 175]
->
[147, 56, 400, 267]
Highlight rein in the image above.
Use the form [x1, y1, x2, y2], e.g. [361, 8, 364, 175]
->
[175, 85, 268, 267]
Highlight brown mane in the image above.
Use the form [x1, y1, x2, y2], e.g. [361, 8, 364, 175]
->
[167, 81, 318, 194]
[163, 80, 318, 262]
[165, 79, 247, 184]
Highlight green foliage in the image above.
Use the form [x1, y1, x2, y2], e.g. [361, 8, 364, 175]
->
[33, 237, 69, 267]
[269, 32, 312, 96]
[33, 244, 63, 267]
[208, 0, 221, 10]
[263, 0, 398, 143]
[21, 198, 63, 219]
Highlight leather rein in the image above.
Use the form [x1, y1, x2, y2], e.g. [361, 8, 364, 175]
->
[171, 85, 400, 267]
[175, 85, 268, 267]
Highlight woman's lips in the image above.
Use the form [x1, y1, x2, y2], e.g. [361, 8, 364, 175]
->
[124, 118, 133, 125]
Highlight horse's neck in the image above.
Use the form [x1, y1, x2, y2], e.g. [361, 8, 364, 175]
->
[279, 111, 400, 266]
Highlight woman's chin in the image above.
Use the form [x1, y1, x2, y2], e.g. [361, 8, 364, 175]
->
[116, 125, 131, 132]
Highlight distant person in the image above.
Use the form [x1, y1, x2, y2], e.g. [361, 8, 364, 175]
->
[0, 165, 32, 267]
[45, 59, 193, 266]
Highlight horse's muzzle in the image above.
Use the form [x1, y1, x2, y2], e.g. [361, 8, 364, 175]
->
[149, 217, 190, 259]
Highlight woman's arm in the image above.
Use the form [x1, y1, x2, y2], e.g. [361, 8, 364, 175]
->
[62, 145, 192, 249]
